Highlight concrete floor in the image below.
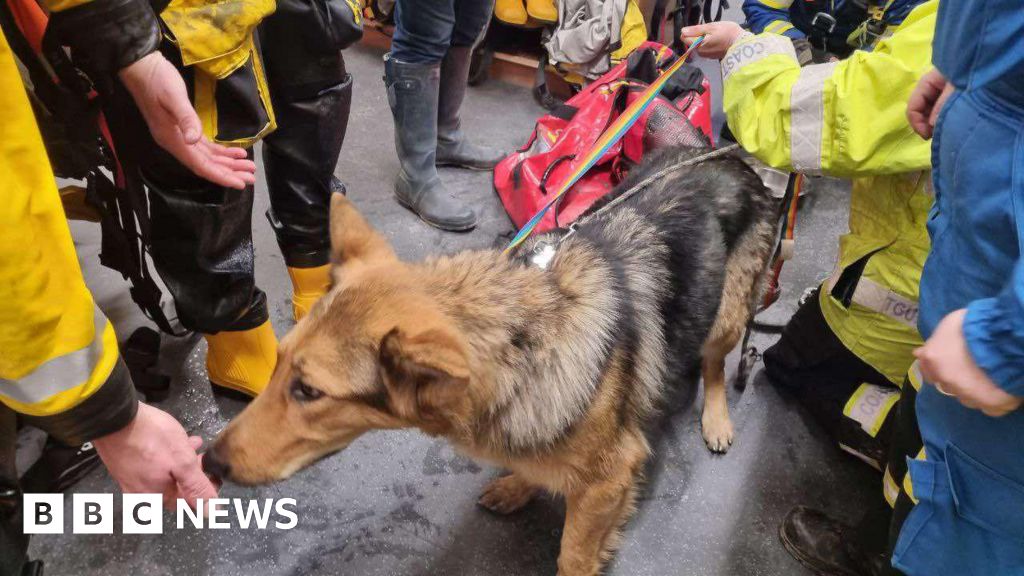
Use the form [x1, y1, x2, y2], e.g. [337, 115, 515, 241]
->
[24, 35, 884, 576]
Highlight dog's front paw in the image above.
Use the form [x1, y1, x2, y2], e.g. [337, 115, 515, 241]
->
[478, 475, 538, 515]
[701, 412, 734, 454]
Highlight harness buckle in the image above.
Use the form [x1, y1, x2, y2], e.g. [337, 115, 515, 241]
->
[810, 12, 838, 35]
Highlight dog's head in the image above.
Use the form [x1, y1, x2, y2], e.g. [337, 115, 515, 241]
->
[204, 194, 473, 485]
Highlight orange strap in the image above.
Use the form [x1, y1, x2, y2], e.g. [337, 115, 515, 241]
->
[6, 0, 47, 53]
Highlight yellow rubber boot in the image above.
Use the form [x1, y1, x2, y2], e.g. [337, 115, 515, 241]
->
[288, 264, 332, 321]
[495, 0, 528, 25]
[204, 320, 278, 398]
[526, 0, 557, 23]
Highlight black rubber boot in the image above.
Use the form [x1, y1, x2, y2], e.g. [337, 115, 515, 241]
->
[436, 46, 504, 170]
[385, 55, 477, 231]
[779, 507, 890, 576]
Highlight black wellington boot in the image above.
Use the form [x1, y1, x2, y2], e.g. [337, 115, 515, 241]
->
[436, 46, 505, 170]
[384, 55, 477, 231]
[779, 507, 891, 576]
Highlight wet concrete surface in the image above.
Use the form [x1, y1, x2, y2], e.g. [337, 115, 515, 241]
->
[27, 34, 882, 576]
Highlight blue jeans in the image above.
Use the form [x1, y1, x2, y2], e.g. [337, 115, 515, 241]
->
[391, 0, 492, 64]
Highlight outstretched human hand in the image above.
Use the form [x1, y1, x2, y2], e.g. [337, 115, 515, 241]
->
[915, 309, 1023, 417]
[94, 403, 219, 511]
[118, 52, 256, 189]
[681, 22, 748, 60]
[907, 67, 954, 140]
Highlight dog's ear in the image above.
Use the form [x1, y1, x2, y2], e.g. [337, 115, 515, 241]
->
[330, 193, 396, 273]
[378, 325, 470, 422]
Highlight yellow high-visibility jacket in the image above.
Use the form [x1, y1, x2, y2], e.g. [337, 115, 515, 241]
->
[722, 0, 936, 383]
[0, 24, 137, 443]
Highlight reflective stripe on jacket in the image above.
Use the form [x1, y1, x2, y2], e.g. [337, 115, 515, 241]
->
[0, 28, 137, 444]
[722, 0, 937, 383]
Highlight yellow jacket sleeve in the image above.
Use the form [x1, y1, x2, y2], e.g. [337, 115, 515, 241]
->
[722, 0, 938, 179]
[1, 31, 138, 444]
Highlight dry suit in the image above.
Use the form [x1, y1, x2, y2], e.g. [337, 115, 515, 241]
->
[58, 0, 358, 396]
[107, 0, 355, 335]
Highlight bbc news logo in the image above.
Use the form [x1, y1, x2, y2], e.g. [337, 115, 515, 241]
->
[23, 494, 298, 534]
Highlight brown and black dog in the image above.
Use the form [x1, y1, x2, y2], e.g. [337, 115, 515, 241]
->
[205, 146, 777, 575]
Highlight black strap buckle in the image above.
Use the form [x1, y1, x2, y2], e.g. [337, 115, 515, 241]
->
[811, 12, 838, 35]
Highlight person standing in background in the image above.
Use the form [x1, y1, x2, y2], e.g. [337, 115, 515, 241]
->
[384, 0, 504, 232]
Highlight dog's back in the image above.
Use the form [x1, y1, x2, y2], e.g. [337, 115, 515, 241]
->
[536, 147, 775, 425]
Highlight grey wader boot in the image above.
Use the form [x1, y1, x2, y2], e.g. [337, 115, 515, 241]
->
[436, 46, 505, 170]
[385, 56, 477, 231]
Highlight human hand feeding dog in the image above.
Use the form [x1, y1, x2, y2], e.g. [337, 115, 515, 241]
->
[204, 147, 777, 575]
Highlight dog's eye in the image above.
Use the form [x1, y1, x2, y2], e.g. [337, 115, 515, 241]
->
[290, 379, 325, 402]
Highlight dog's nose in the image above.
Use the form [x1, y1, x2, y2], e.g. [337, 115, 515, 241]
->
[202, 446, 232, 482]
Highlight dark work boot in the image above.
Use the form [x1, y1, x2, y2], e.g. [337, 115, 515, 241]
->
[779, 507, 890, 576]
[385, 55, 477, 231]
[436, 46, 505, 170]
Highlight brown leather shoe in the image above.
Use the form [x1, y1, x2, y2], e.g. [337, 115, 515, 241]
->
[779, 507, 889, 576]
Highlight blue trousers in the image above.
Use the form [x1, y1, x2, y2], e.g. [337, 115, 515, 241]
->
[391, 0, 493, 64]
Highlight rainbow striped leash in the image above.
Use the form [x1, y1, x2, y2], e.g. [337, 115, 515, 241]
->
[504, 35, 707, 255]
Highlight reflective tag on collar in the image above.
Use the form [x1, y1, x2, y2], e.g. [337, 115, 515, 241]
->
[529, 242, 558, 270]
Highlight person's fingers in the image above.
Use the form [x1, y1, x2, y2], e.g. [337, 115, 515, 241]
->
[188, 436, 204, 451]
[681, 24, 712, 45]
[981, 406, 1011, 418]
[207, 160, 255, 186]
[179, 146, 249, 190]
[959, 397, 981, 411]
[204, 143, 256, 170]
[929, 83, 955, 128]
[907, 72, 945, 139]
[211, 155, 258, 175]
[202, 139, 251, 161]
[162, 489, 178, 512]
[200, 141, 257, 179]
[907, 89, 938, 138]
[172, 456, 219, 512]
[216, 145, 251, 160]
